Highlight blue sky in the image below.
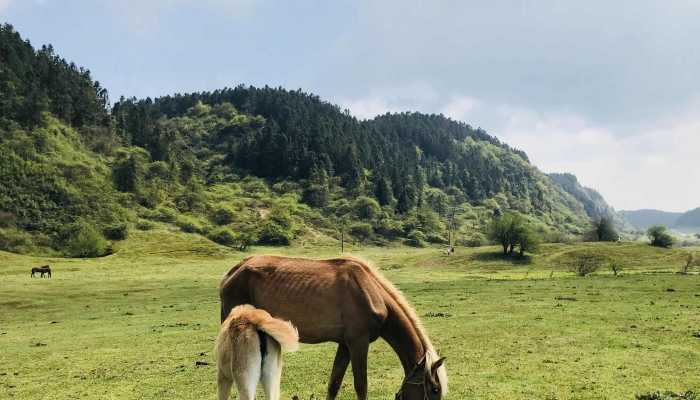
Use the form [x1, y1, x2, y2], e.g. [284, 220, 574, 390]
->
[2, 0, 699, 211]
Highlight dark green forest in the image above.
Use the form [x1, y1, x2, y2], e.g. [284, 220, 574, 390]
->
[1, 24, 601, 255]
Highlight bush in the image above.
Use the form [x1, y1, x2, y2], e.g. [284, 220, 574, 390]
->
[610, 262, 623, 276]
[236, 231, 259, 251]
[648, 225, 675, 248]
[404, 230, 427, 247]
[136, 220, 155, 230]
[459, 234, 486, 247]
[567, 252, 606, 277]
[175, 215, 205, 234]
[302, 184, 329, 208]
[0, 228, 34, 252]
[375, 218, 403, 239]
[212, 206, 235, 226]
[208, 227, 236, 246]
[354, 196, 381, 220]
[153, 206, 177, 223]
[103, 223, 128, 240]
[258, 222, 293, 245]
[426, 233, 448, 244]
[680, 252, 700, 274]
[349, 222, 373, 242]
[65, 222, 109, 258]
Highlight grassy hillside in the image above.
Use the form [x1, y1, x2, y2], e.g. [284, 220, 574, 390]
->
[1, 24, 601, 256]
[1, 231, 698, 399]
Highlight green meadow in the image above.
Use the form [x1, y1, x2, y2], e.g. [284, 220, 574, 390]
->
[1, 229, 699, 399]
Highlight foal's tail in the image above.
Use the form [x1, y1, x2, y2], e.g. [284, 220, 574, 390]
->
[214, 304, 299, 366]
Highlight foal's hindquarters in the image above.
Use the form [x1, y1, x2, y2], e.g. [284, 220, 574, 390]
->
[216, 305, 299, 400]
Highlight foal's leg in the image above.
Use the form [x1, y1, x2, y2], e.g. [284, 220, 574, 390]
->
[234, 345, 262, 400]
[326, 344, 350, 400]
[217, 368, 233, 400]
[261, 339, 282, 400]
[348, 339, 370, 400]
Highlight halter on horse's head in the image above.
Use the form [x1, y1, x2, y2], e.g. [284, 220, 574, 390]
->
[394, 355, 446, 400]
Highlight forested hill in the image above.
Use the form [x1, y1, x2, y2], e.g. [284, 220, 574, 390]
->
[113, 88, 584, 215]
[1, 24, 596, 255]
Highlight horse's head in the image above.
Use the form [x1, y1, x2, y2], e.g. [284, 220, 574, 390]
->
[395, 355, 446, 400]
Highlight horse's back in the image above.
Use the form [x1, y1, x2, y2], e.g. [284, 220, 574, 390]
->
[219, 255, 388, 343]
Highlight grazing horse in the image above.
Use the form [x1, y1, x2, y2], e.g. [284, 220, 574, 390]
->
[219, 255, 448, 400]
[215, 304, 299, 400]
[30, 265, 51, 278]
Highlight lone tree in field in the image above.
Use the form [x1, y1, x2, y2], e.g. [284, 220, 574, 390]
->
[487, 212, 539, 256]
[647, 225, 675, 248]
[591, 216, 619, 242]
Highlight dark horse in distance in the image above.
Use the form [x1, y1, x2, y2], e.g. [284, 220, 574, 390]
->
[31, 265, 51, 278]
[219, 255, 447, 400]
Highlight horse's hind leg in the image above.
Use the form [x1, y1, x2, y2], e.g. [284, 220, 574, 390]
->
[326, 344, 350, 400]
[262, 338, 282, 400]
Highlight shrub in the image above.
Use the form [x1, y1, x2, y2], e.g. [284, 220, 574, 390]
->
[404, 230, 427, 247]
[0, 228, 34, 252]
[459, 234, 486, 247]
[103, 223, 128, 240]
[680, 252, 700, 274]
[610, 262, 623, 276]
[136, 220, 155, 230]
[208, 227, 236, 246]
[212, 206, 235, 225]
[375, 218, 403, 239]
[426, 233, 448, 244]
[154, 206, 177, 223]
[258, 222, 293, 245]
[65, 222, 109, 258]
[302, 184, 329, 208]
[175, 215, 205, 234]
[236, 231, 259, 251]
[354, 196, 381, 220]
[567, 252, 606, 277]
[349, 222, 373, 242]
[648, 225, 675, 248]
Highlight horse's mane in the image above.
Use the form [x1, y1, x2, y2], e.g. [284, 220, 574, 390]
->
[339, 256, 448, 393]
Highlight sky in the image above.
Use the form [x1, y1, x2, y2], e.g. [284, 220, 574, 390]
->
[2, 0, 699, 212]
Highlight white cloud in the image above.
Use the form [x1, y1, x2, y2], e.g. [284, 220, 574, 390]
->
[110, 0, 260, 32]
[0, 0, 13, 12]
[497, 105, 700, 212]
[440, 96, 481, 121]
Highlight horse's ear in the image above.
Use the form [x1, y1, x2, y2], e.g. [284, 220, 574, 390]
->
[430, 357, 446, 375]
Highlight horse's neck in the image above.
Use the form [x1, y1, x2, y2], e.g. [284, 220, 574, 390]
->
[381, 302, 425, 374]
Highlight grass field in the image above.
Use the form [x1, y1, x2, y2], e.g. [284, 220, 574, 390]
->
[1, 228, 699, 399]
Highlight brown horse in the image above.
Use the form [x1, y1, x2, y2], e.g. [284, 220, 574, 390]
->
[219, 255, 447, 400]
[31, 265, 51, 278]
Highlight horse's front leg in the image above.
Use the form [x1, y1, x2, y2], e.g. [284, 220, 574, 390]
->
[348, 339, 369, 400]
[326, 344, 350, 400]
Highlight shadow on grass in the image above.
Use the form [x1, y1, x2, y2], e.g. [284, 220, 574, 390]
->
[471, 251, 533, 265]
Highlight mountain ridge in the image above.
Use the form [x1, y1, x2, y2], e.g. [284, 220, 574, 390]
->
[1, 23, 616, 255]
